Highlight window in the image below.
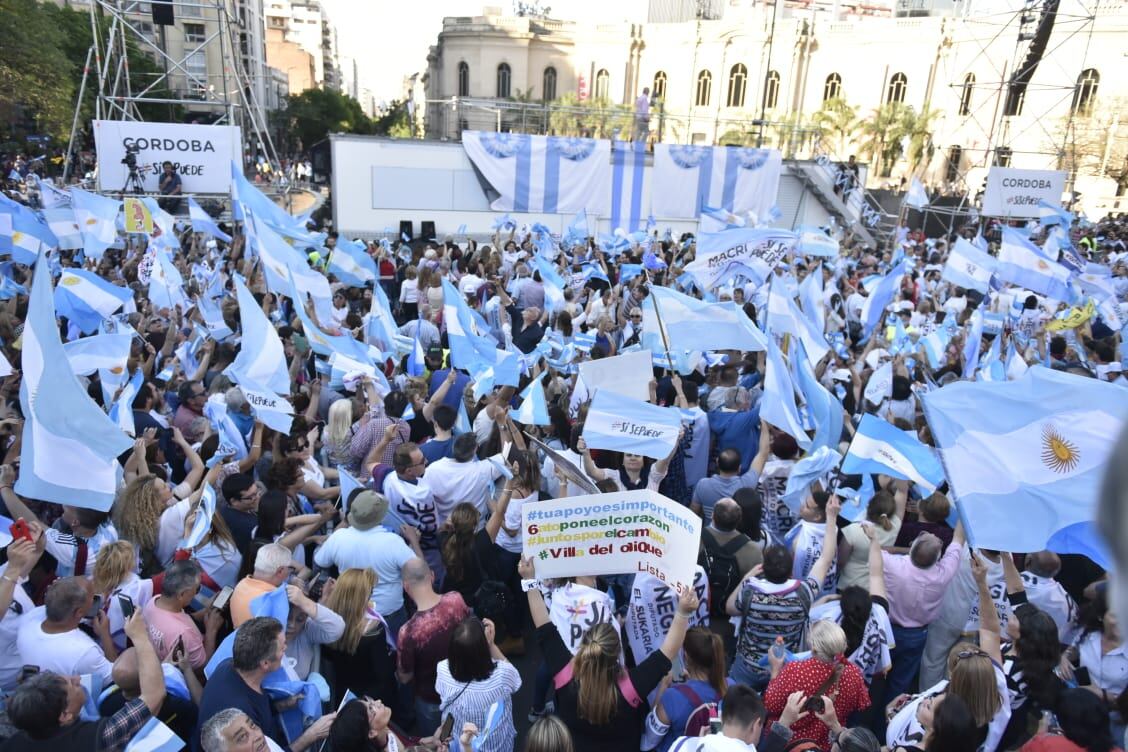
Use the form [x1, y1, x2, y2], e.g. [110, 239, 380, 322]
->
[946, 145, 963, 183]
[886, 72, 907, 104]
[653, 71, 667, 100]
[1072, 68, 1099, 115]
[594, 68, 610, 101]
[763, 69, 780, 110]
[542, 66, 557, 101]
[958, 73, 974, 116]
[185, 50, 207, 94]
[726, 63, 747, 108]
[184, 23, 206, 44]
[694, 70, 711, 107]
[496, 62, 511, 98]
[823, 72, 842, 102]
[457, 62, 469, 97]
[994, 146, 1012, 167]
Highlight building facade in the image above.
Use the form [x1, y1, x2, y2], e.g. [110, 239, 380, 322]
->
[424, 0, 1128, 200]
[263, 0, 340, 92]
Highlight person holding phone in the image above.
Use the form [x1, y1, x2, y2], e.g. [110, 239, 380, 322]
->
[0, 528, 46, 691]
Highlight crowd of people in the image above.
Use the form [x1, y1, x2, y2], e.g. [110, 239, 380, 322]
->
[0, 157, 1124, 752]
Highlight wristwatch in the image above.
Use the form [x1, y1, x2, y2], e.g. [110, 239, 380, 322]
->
[521, 578, 541, 592]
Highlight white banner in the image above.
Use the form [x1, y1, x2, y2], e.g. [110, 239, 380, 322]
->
[625, 568, 709, 661]
[93, 120, 242, 194]
[577, 349, 653, 402]
[982, 168, 1066, 218]
[523, 489, 702, 594]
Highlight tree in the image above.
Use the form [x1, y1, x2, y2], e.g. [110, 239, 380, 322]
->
[1055, 98, 1128, 195]
[897, 105, 938, 177]
[278, 88, 376, 152]
[0, 0, 75, 144]
[812, 98, 859, 159]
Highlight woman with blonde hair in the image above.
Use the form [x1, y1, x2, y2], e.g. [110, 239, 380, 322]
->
[324, 399, 358, 471]
[322, 568, 398, 709]
[763, 619, 872, 748]
[113, 475, 176, 576]
[886, 553, 1011, 752]
[92, 540, 154, 651]
[520, 556, 697, 752]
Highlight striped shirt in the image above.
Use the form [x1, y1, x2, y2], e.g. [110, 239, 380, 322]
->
[45, 522, 118, 578]
[733, 576, 817, 668]
[435, 659, 521, 752]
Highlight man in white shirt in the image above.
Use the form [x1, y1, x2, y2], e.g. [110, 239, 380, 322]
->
[17, 576, 115, 684]
[657, 684, 765, 752]
[397, 304, 441, 352]
[381, 443, 443, 577]
[421, 433, 505, 524]
[1021, 550, 1081, 645]
[313, 491, 422, 637]
[0, 535, 43, 691]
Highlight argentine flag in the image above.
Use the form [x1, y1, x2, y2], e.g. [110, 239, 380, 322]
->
[796, 226, 839, 258]
[227, 276, 291, 395]
[64, 333, 133, 377]
[70, 188, 121, 260]
[42, 206, 83, 250]
[921, 366, 1128, 560]
[328, 239, 377, 288]
[997, 227, 1073, 301]
[942, 237, 997, 294]
[0, 193, 58, 263]
[124, 718, 184, 752]
[842, 414, 944, 492]
[188, 196, 232, 243]
[642, 285, 767, 355]
[17, 255, 133, 512]
[514, 377, 551, 426]
[54, 270, 133, 335]
[582, 389, 681, 460]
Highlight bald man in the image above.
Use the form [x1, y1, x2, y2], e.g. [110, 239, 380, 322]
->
[1022, 550, 1081, 645]
[99, 646, 202, 741]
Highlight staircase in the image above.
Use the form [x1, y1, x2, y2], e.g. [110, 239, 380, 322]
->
[789, 159, 897, 249]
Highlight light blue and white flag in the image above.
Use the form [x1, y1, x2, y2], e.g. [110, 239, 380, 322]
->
[63, 333, 133, 377]
[796, 226, 839, 258]
[699, 205, 745, 232]
[686, 227, 797, 290]
[188, 196, 232, 243]
[54, 270, 133, 334]
[781, 447, 842, 511]
[108, 369, 144, 437]
[610, 140, 649, 234]
[149, 249, 188, 312]
[942, 237, 997, 294]
[762, 339, 811, 451]
[328, 239, 377, 288]
[997, 227, 1073, 300]
[0, 193, 57, 263]
[461, 132, 611, 215]
[288, 272, 373, 365]
[180, 484, 216, 550]
[231, 377, 294, 434]
[124, 717, 184, 752]
[227, 276, 290, 395]
[42, 206, 82, 250]
[472, 702, 505, 752]
[642, 285, 767, 354]
[338, 468, 364, 515]
[563, 209, 589, 248]
[582, 389, 681, 460]
[1038, 200, 1074, 228]
[245, 210, 333, 322]
[406, 318, 426, 377]
[16, 255, 133, 511]
[70, 188, 121, 259]
[921, 366, 1128, 559]
[798, 266, 825, 333]
[514, 377, 551, 426]
[963, 309, 984, 380]
[920, 327, 952, 369]
[794, 339, 842, 454]
[652, 144, 783, 226]
[766, 283, 829, 367]
[860, 260, 910, 340]
[903, 178, 929, 209]
[455, 400, 472, 435]
[203, 397, 248, 462]
[442, 279, 518, 387]
[531, 255, 566, 313]
[842, 414, 944, 492]
[32, 175, 71, 209]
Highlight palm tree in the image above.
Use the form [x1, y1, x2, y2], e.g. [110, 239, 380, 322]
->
[811, 98, 859, 159]
[897, 105, 938, 176]
[859, 102, 906, 177]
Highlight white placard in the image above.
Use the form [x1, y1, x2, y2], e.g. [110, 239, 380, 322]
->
[982, 167, 1067, 218]
[522, 489, 702, 594]
[577, 348, 653, 402]
[93, 120, 242, 194]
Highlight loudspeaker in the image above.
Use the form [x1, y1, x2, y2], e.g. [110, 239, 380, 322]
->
[151, 0, 175, 25]
[399, 220, 413, 241]
[420, 221, 436, 241]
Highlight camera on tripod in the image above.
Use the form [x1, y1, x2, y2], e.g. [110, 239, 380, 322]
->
[121, 143, 140, 169]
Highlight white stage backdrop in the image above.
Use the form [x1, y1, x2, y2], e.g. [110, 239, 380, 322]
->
[93, 120, 242, 194]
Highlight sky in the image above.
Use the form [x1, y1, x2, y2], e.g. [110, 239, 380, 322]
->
[320, 0, 649, 104]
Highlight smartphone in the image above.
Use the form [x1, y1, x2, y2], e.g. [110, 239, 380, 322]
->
[19, 665, 38, 683]
[212, 586, 234, 612]
[708, 717, 723, 735]
[8, 519, 32, 545]
[85, 593, 104, 619]
[1073, 666, 1091, 686]
[438, 714, 455, 743]
[118, 595, 135, 620]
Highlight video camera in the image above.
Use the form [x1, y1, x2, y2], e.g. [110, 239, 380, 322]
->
[121, 143, 140, 169]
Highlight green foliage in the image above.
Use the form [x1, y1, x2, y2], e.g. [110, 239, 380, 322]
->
[858, 102, 935, 177]
[812, 98, 859, 159]
[274, 89, 413, 151]
[0, 0, 75, 143]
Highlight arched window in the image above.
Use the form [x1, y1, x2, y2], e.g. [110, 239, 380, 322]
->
[652, 70, 667, 100]
[823, 72, 842, 103]
[1072, 68, 1099, 115]
[496, 63, 511, 98]
[542, 66, 557, 101]
[958, 73, 974, 116]
[695, 70, 712, 107]
[886, 72, 907, 104]
[457, 62, 469, 97]
[763, 69, 780, 110]
[726, 63, 748, 108]
[594, 68, 610, 101]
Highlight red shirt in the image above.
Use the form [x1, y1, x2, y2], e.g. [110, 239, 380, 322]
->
[1021, 734, 1124, 752]
[763, 657, 871, 750]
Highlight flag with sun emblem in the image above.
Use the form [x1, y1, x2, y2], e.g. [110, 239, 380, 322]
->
[921, 366, 1128, 563]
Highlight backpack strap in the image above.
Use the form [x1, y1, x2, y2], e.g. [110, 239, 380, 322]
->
[554, 660, 642, 709]
[720, 535, 749, 556]
[672, 682, 704, 709]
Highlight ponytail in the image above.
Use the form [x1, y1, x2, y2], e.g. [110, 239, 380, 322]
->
[683, 626, 727, 697]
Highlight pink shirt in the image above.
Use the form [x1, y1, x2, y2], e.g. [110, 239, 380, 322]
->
[142, 596, 207, 669]
[881, 542, 964, 628]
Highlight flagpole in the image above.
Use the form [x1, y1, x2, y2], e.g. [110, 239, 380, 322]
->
[646, 282, 676, 375]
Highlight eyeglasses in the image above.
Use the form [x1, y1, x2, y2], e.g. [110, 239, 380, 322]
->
[955, 649, 988, 663]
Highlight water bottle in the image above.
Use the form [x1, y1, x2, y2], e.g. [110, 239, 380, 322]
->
[770, 636, 786, 660]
